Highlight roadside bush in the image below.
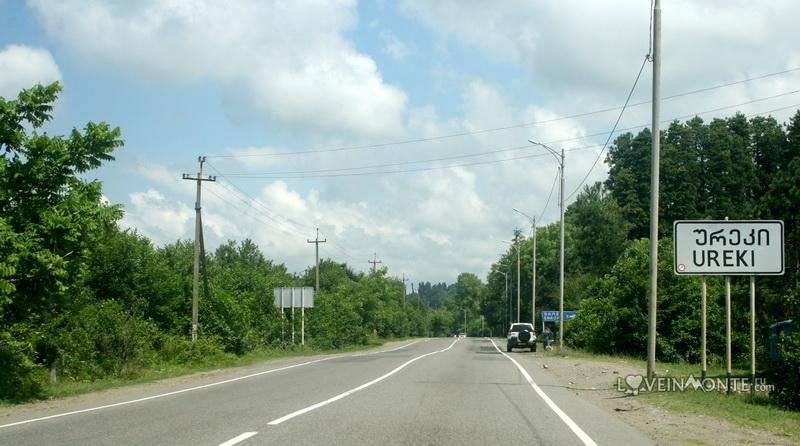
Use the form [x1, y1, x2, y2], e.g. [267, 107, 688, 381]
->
[156, 335, 233, 366]
[768, 331, 800, 410]
[57, 300, 158, 380]
[0, 332, 42, 401]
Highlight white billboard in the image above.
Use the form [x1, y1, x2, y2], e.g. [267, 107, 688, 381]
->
[673, 220, 784, 275]
[273, 287, 315, 308]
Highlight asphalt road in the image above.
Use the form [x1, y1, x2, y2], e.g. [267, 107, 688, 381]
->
[0, 338, 654, 445]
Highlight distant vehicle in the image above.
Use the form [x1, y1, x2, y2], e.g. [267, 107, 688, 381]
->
[507, 323, 536, 352]
[458, 333, 466, 338]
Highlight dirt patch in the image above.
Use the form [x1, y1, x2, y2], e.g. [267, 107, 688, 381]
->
[535, 355, 797, 446]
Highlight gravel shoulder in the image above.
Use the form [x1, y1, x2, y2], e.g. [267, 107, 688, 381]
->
[531, 352, 797, 446]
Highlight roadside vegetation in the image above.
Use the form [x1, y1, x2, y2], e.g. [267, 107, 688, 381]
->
[483, 110, 800, 411]
[2, 81, 798, 418]
[0, 84, 469, 403]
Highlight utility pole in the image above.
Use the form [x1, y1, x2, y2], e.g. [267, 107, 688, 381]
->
[533, 217, 536, 326]
[647, 0, 661, 379]
[182, 156, 216, 341]
[307, 228, 326, 292]
[527, 140, 565, 349]
[516, 239, 521, 324]
[558, 148, 565, 349]
[368, 252, 382, 274]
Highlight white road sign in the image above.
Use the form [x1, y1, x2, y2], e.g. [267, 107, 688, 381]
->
[273, 287, 315, 308]
[673, 220, 784, 275]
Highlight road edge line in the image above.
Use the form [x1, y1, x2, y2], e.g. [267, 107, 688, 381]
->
[488, 338, 597, 446]
[219, 431, 258, 446]
[0, 340, 422, 430]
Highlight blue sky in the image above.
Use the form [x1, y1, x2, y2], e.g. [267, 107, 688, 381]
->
[2, 0, 800, 285]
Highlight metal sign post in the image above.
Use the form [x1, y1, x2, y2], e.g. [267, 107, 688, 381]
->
[725, 275, 732, 394]
[273, 287, 315, 346]
[750, 275, 756, 395]
[701, 276, 707, 379]
[674, 220, 784, 394]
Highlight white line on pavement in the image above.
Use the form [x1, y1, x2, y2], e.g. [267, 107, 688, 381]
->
[268, 338, 458, 425]
[488, 338, 598, 446]
[352, 339, 421, 356]
[0, 340, 422, 430]
[219, 431, 258, 446]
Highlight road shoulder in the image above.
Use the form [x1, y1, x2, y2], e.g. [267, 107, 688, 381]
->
[524, 352, 798, 446]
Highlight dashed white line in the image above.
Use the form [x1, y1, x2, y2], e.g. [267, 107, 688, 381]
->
[219, 431, 258, 446]
[268, 338, 458, 425]
[0, 340, 423, 430]
[488, 338, 597, 446]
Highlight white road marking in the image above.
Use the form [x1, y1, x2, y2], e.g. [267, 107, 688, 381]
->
[219, 431, 258, 446]
[268, 338, 458, 425]
[488, 338, 598, 446]
[352, 339, 420, 356]
[0, 340, 422, 430]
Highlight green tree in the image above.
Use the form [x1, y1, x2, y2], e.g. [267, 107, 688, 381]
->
[565, 182, 630, 275]
[1, 83, 123, 399]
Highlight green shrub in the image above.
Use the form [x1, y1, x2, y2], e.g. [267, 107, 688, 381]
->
[57, 300, 158, 380]
[768, 331, 800, 410]
[156, 335, 233, 366]
[0, 332, 43, 401]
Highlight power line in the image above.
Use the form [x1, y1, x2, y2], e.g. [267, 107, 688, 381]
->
[213, 92, 800, 181]
[204, 67, 800, 159]
[538, 169, 560, 222]
[218, 145, 601, 180]
[566, 55, 649, 200]
[219, 144, 534, 176]
[206, 162, 368, 263]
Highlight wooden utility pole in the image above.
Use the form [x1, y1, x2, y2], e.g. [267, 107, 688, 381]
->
[182, 156, 216, 341]
[307, 228, 326, 291]
[368, 253, 382, 274]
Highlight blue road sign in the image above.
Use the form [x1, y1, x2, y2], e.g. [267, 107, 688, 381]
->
[541, 310, 576, 322]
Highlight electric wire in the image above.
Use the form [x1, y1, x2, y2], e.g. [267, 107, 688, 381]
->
[216, 92, 800, 181]
[220, 144, 534, 176]
[538, 169, 560, 223]
[204, 67, 800, 159]
[565, 55, 649, 200]
[206, 162, 367, 263]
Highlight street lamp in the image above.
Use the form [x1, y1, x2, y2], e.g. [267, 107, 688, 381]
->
[463, 308, 468, 337]
[528, 138, 565, 350]
[513, 208, 536, 327]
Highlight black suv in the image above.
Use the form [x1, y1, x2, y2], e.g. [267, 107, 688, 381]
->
[507, 323, 537, 352]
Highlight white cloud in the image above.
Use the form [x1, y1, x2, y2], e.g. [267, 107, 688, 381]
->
[120, 189, 194, 243]
[381, 30, 410, 61]
[28, 0, 407, 138]
[400, 0, 800, 119]
[0, 44, 61, 98]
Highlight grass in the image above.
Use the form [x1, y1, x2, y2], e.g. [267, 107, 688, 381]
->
[0, 336, 403, 406]
[538, 346, 800, 442]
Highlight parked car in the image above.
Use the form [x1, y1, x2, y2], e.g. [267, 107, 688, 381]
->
[507, 323, 536, 352]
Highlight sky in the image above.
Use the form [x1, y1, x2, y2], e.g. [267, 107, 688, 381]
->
[2, 0, 799, 286]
